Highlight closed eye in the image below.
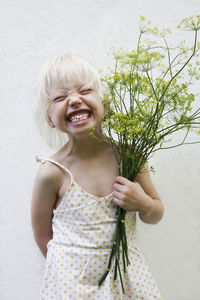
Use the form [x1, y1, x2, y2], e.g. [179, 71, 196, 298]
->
[80, 89, 92, 95]
[53, 96, 66, 102]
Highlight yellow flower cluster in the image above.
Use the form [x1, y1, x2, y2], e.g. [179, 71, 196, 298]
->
[178, 15, 200, 31]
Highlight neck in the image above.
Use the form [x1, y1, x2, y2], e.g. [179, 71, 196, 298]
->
[66, 129, 110, 160]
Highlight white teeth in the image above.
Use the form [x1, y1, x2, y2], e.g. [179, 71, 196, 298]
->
[69, 112, 90, 122]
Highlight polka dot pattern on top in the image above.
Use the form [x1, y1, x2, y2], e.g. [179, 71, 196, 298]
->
[38, 158, 162, 300]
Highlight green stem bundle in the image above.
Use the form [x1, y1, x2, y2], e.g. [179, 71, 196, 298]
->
[98, 15, 200, 294]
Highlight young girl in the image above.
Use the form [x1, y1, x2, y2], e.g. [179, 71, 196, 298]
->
[31, 53, 164, 300]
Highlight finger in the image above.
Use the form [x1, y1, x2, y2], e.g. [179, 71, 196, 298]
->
[113, 182, 124, 192]
[112, 190, 122, 200]
[112, 195, 126, 209]
[115, 176, 130, 185]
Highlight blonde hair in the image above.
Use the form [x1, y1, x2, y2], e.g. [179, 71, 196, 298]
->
[34, 52, 105, 149]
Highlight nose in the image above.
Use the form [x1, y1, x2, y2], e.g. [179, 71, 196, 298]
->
[68, 93, 82, 106]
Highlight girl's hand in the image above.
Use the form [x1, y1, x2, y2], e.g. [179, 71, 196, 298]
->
[112, 163, 164, 224]
[112, 176, 150, 213]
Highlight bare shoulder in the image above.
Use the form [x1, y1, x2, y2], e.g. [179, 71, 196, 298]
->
[35, 160, 64, 187]
[137, 162, 150, 175]
[32, 160, 67, 207]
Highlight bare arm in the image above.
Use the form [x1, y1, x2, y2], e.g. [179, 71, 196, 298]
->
[31, 163, 58, 257]
[135, 163, 164, 224]
[112, 163, 164, 224]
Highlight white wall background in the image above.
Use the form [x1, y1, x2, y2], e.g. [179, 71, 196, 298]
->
[0, 0, 200, 299]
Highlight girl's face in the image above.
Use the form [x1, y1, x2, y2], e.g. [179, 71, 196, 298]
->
[47, 80, 105, 138]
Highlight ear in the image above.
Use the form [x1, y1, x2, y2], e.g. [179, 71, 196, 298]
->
[102, 93, 110, 114]
[102, 100, 109, 118]
[46, 115, 55, 128]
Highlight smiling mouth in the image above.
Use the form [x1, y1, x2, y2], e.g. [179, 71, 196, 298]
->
[67, 110, 91, 123]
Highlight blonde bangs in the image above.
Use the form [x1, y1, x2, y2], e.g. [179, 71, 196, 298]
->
[44, 54, 103, 98]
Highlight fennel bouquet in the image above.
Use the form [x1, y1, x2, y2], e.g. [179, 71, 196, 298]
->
[98, 16, 200, 293]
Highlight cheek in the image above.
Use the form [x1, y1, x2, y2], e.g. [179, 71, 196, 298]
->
[49, 104, 65, 124]
[95, 98, 105, 114]
[93, 107, 104, 121]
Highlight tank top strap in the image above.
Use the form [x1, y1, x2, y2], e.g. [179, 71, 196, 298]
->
[35, 155, 74, 179]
